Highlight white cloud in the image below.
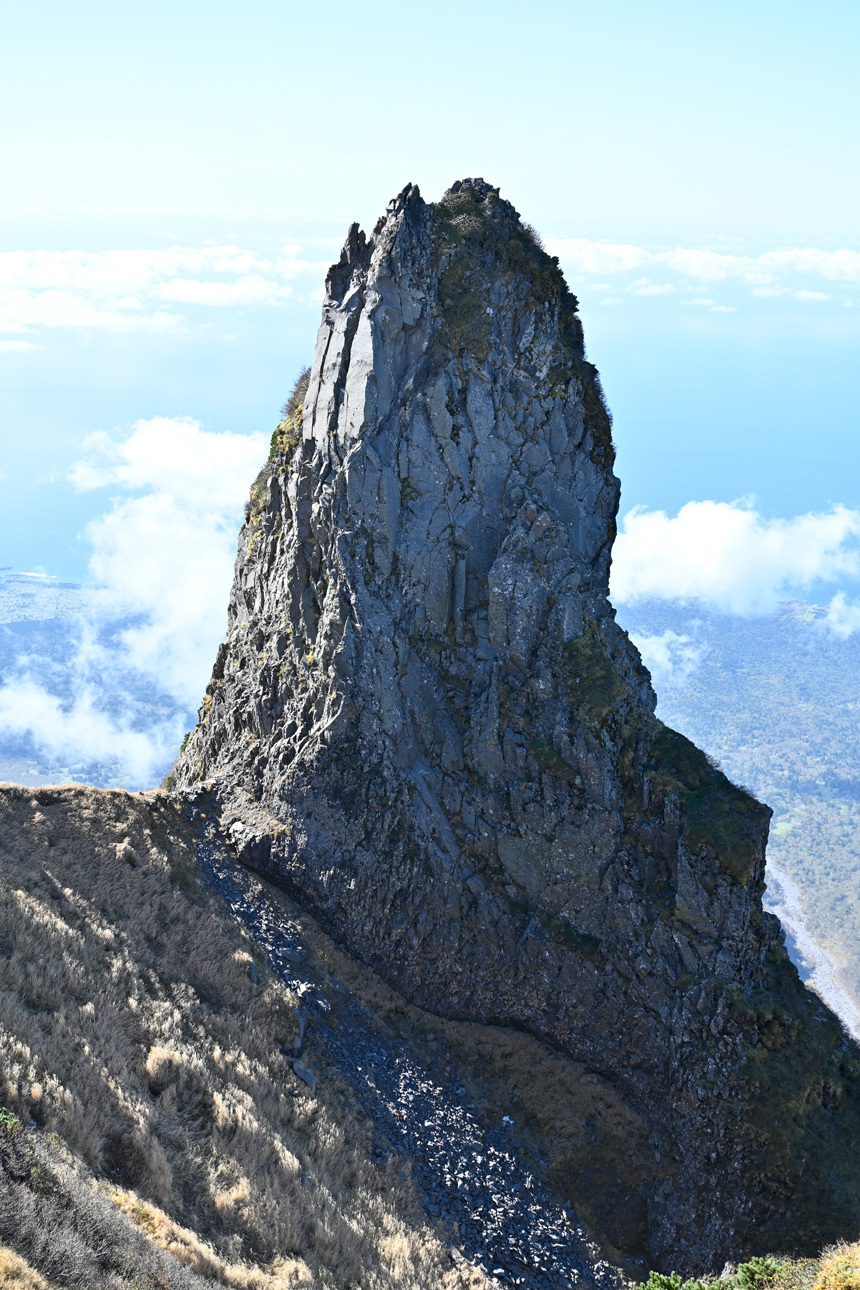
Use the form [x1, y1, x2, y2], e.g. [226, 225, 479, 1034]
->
[546, 236, 860, 309]
[0, 284, 183, 334]
[630, 278, 676, 296]
[0, 417, 267, 786]
[155, 275, 292, 307]
[71, 415, 264, 513]
[0, 679, 177, 784]
[0, 339, 39, 352]
[72, 417, 267, 701]
[823, 592, 860, 638]
[547, 238, 860, 285]
[611, 500, 860, 614]
[682, 297, 735, 312]
[629, 629, 704, 687]
[546, 238, 650, 275]
[0, 242, 327, 337]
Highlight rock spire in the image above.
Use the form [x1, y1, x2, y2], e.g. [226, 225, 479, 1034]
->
[177, 180, 860, 1269]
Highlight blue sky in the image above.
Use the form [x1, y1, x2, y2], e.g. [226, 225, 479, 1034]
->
[3, 0, 860, 579]
[0, 2, 856, 642]
[4, 0, 859, 240]
[2, 0, 860, 783]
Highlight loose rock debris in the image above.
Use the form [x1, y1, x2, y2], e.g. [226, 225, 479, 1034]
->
[192, 810, 622, 1290]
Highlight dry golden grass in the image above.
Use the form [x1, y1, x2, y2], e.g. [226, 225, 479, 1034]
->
[0, 784, 491, 1290]
[0, 1243, 57, 1289]
[110, 1187, 313, 1286]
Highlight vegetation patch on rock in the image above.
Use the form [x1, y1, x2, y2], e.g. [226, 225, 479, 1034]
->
[649, 724, 770, 886]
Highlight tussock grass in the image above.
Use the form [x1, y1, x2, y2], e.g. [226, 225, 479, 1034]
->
[0, 1242, 57, 1288]
[0, 784, 490, 1289]
[0, 1112, 214, 1289]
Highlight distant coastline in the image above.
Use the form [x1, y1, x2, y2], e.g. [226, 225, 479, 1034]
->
[0, 571, 83, 589]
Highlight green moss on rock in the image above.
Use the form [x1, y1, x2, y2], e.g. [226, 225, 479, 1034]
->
[528, 735, 581, 786]
[731, 939, 860, 1254]
[650, 725, 769, 886]
[431, 182, 580, 364]
[269, 402, 303, 462]
[561, 624, 628, 731]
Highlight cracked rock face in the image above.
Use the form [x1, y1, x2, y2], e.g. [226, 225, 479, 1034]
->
[177, 180, 860, 1269]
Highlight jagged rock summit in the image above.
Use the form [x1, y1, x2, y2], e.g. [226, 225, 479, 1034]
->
[177, 180, 860, 1268]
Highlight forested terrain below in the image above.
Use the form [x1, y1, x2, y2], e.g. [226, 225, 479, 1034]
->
[620, 600, 860, 1012]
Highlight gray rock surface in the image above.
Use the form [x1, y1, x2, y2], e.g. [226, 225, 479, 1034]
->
[177, 179, 860, 1270]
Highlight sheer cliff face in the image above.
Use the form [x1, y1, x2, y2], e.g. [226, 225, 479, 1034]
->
[176, 181, 860, 1266]
[178, 178, 768, 1044]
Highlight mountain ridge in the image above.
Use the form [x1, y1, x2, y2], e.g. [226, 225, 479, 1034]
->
[2, 180, 860, 1286]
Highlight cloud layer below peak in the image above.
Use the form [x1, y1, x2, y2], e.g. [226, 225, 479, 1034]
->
[0, 244, 329, 337]
[2, 231, 859, 342]
[546, 238, 860, 311]
[0, 417, 266, 787]
[611, 498, 860, 617]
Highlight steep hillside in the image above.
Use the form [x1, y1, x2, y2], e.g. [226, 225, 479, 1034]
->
[0, 783, 510, 1289]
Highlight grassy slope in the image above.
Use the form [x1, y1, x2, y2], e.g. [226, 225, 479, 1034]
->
[0, 1242, 58, 1289]
[0, 781, 674, 1281]
[0, 784, 489, 1290]
[3, 781, 860, 1287]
